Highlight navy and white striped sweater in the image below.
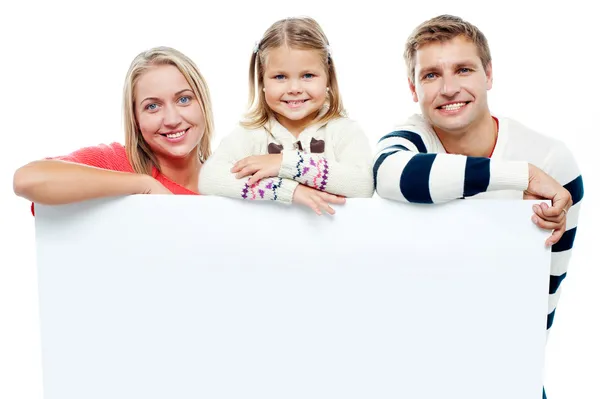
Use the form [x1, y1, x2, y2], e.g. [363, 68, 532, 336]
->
[373, 114, 584, 337]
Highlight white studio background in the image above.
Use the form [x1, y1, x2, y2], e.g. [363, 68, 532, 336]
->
[0, 1, 597, 398]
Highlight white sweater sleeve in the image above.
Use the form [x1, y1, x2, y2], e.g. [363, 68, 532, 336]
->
[373, 125, 529, 203]
[278, 119, 374, 198]
[199, 127, 299, 204]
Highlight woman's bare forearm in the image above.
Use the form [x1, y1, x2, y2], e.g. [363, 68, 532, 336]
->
[13, 160, 151, 205]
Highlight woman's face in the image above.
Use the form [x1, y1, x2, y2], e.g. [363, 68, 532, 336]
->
[134, 64, 205, 165]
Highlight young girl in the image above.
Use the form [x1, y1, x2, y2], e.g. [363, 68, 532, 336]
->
[199, 17, 374, 215]
[14, 46, 214, 212]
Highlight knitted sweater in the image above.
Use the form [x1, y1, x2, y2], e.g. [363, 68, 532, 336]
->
[373, 114, 584, 337]
[199, 116, 374, 203]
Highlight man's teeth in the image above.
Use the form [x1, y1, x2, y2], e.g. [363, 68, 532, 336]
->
[441, 102, 466, 111]
[166, 130, 186, 138]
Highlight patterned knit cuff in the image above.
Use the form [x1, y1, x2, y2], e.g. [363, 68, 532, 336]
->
[279, 150, 302, 180]
[489, 160, 529, 191]
[240, 177, 298, 204]
[276, 178, 299, 204]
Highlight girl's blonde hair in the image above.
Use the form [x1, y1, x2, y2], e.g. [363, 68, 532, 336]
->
[123, 46, 214, 174]
[242, 16, 345, 130]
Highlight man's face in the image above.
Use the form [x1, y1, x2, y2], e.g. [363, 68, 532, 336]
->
[410, 35, 493, 137]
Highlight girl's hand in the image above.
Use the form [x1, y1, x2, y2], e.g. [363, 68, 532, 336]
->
[231, 154, 283, 185]
[292, 185, 346, 215]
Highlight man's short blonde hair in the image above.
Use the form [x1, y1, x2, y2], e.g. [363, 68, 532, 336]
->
[404, 14, 491, 84]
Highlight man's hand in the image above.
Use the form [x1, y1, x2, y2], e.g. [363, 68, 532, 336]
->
[524, 164, 572, 246]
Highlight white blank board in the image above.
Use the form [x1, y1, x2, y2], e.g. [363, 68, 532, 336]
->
[35, 196, 550, 399]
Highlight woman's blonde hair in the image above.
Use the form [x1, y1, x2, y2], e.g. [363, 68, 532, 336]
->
[123, 46, 214, 174]
[242, 16, 345, 130]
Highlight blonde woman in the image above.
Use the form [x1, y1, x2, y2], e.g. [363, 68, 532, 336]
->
[199, 17, 374, 216]
[13, 46, 214, 213]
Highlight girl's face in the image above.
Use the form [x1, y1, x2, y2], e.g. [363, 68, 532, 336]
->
[134, 64, 205, 165]
[262, 46, 328, 135]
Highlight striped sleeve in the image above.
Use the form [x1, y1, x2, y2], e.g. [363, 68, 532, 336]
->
[373, 129, 529, 203]
[544, 144, 584, 335]
[199, 127, 299, 204]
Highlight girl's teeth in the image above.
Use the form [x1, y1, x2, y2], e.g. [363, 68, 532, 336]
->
[166, 130, 185, 138]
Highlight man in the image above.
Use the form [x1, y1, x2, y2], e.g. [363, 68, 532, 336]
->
[373, 14, 584, 398]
